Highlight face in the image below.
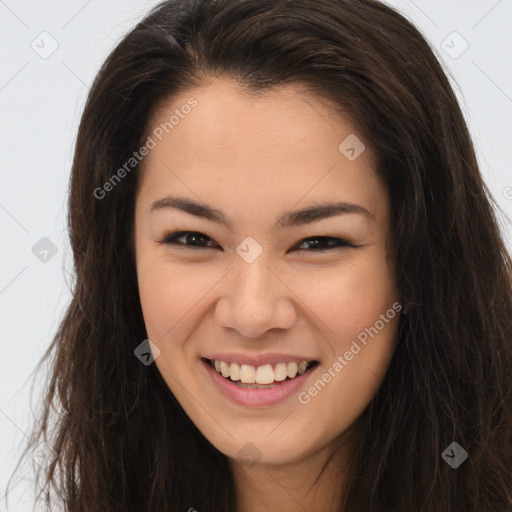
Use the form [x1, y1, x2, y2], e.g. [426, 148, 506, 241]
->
[134, 78, 400, 467]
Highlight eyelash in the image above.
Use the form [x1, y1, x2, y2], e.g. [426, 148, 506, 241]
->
[158, 231, 357, 252]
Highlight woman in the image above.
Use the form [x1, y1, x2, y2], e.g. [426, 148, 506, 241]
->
[11, 0, 512, 510]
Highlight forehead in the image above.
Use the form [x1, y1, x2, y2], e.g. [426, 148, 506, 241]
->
[136, 79, 385, 224]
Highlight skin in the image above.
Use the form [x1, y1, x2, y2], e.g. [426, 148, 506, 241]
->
[134, 78, 401, 512]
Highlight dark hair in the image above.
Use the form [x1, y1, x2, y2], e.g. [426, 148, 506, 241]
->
[7, 0, 512, 510]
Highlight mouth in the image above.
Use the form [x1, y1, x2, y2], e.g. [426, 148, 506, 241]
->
[202, 357, 319, 389]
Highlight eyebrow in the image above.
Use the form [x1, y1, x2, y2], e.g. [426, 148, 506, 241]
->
[148, 196, 373, 229]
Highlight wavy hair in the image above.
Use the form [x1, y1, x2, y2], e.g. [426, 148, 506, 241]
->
[7, 0, 512, 510]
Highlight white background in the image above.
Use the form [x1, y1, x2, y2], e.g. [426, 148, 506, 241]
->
[1, 1, 511, 509]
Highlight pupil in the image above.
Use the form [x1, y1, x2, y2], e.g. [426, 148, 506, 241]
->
[190, 233, 204, 245]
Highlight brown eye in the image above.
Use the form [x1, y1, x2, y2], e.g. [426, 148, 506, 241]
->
[159, 232, 357, 253]
[160, 231, 219, 250]
[291, 236, 355, 252]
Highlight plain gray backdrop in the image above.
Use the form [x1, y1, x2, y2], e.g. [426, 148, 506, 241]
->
[1, 1, 511, 509]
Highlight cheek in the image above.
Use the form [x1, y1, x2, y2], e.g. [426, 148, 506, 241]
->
[289, 250, 398, 416]
[136, 254, 209, 343]
[300, 311, 399, 444]
[287, 251, 397, 344]
[136, 259, 211, 389]
[137, 262, 179, 338]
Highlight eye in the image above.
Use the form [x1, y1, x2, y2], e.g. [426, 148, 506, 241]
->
[159, 231, 356, 252]
[290, 236, 356, 252]
[159, 231, 220, 250]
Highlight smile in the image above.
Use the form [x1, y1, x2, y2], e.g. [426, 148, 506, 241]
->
[208, 359, 317, 386]
[201, 357, 320, 406]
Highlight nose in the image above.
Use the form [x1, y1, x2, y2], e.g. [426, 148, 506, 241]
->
[214, 254, 298, 338]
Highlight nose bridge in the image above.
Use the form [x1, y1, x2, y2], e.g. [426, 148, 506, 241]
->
[235, 251, 273, 300]
[215, 248, 296, 337]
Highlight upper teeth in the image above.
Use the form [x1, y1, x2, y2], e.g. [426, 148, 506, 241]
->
[212, 360, 311, 384]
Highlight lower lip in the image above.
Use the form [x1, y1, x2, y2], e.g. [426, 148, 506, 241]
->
[201, 359, 318, 407]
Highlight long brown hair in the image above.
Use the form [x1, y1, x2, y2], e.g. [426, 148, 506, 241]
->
[7, 0, 512, 510]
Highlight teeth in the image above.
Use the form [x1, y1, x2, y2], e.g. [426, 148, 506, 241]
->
[255, 364, 274, 385]
[230, 362, 241, 381]
[240, 364, 256, 383]
[287, 362, 298, 379]
[274, 362, 288, 381]
[210, 359, 314, 384]
[298, 361, 308, 375]
[237, 382, 278, 389]
[220, 361, 230, 378]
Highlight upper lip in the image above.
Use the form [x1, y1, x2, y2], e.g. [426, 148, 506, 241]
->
[202, 353, 319, 366]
